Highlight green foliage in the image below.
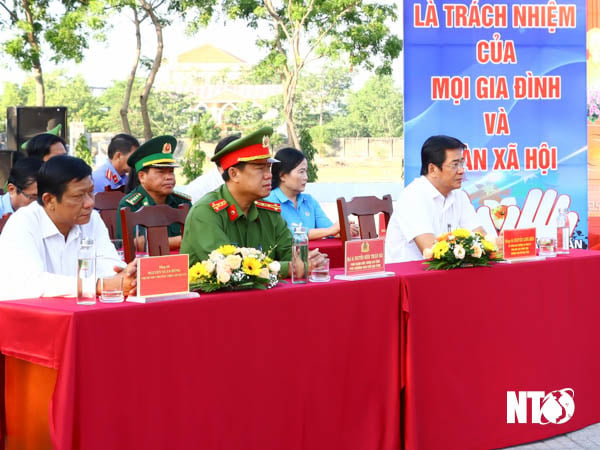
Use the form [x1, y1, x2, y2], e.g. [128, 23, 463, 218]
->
[181, 112, 220, 183]
[295, 66, 352, 130]
[44, 71, 107, 132]
[75, 134, 93, 166]
[0, 82, 30, 132]
[299, 128, 318, 182]
[96, 79, 198, 137]
[1, 0, 106, 79]
[324, 75, 404, 138]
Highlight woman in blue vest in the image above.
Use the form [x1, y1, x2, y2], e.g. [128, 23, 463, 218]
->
[265, 147, 357, 240]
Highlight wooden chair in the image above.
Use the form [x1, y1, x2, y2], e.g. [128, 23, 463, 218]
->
[0, 213, 12, 233]
[120, 204, 190, 263]
[336, 195, 393, 244]
[104, 185, 125, 193]
[94, 190, 125, 239]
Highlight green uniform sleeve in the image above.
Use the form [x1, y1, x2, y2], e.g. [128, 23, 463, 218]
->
[181, 203, 233, 266]
[115, 198, 127, 240]
[272, 215, 293, 278]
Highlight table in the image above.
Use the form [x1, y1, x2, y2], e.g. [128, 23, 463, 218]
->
[389, 250, 600, 450]
[309, 238, 344, 267]
[0, 274, 401, 450]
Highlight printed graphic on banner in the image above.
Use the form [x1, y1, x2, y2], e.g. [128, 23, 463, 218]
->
[404, 0, 587, 247]
[507, 388, 575, 424]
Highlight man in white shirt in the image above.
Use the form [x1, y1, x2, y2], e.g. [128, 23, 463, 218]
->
[0, 155, 137, 300]
[385, 135, 485, 263]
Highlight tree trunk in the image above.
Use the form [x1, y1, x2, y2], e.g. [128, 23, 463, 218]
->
[139, 0, 163, 140]
[283, 72, 300, 149]
[121, 7, 142, 134]
[21, 0, 44, 105]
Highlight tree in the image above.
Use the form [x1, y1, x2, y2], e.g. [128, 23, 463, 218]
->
[75, 134, 93, 166]
[0, 82, 29, 132]
[345, 75, 403, 137]
[0, 0, 106, 105]
[44, 71, 107, 132]
[181, 112, 220, 182]
[295, 65, 352, 130]
[326, 75, 403, 138]
[299, 128, 318, 182]
[96, 79, 197, 137]
[182, 0, 402, 148]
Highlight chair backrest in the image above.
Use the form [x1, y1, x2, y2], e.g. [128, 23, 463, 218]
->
[105, 185, 125, 192]
[0, 213, 12, 233]
[120, 203, 190, 263]
[336, 195, 393, 244]
[94, 190, 126, 239]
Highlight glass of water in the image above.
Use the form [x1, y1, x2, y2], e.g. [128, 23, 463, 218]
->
[100, 275, 124, 303]
[309, 257, 330, 282]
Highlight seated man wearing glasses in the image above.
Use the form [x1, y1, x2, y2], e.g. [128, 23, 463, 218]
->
[0, 157, 42, 216]
[385, 135, 485, 263]
[0, 155, 137, 300]
[181, 126, 326, 279]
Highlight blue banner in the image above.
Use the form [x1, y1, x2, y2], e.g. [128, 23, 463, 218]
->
[403, 0, 588, 247]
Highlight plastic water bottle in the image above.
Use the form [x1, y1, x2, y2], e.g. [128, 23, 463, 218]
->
[556, 208, 570, 254]
[77, 238, 96, 305]
[291, 226, 309, 284]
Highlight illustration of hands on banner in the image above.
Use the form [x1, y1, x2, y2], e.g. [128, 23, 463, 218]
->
[477, 188, 579, 238]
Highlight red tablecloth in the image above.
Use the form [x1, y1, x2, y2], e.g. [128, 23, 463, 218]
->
[389, 250, 600, 450]
[0, 274, 400, 450]
[309, 238, 344, 268]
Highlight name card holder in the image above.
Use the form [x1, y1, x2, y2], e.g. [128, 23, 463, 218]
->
[127, 254, 200, 303]
[334, 238, 395, 281]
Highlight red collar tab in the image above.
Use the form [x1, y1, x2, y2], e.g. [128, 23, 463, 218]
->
[227, 204, 239, 221]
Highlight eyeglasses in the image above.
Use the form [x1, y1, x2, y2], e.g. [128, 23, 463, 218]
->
[443, 161, 465, 171]
[17, 188, 37, 201]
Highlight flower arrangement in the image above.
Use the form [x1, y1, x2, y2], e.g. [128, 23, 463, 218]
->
[189, 245, 280, 292]
[588, 90, 600, 122]
[423, 228, 501, 270]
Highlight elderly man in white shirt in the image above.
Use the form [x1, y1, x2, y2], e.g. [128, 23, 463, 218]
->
[0, 155, 137, 301]
[385, 135, 485, 263]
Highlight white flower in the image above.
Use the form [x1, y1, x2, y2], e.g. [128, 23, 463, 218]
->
[422, 247, 433, 259]
[453, 244, 466, 260]
[202, 260, 216, 274]
[209, 250, 225, 261]
[259, 268, 270, 279]
[225, 254, 242, 270]
[217, 269, 231, 284]
[472, 244, 483, 258]
[268, 260, 281, 273]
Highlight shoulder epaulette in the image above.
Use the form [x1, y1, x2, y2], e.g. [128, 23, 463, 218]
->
[125, 192, 143, 206]
[172, 191, 192, 202]
[210, 199, 229, 213]
[255, 200, 281, 213]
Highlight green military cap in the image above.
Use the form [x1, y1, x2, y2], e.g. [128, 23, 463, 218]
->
[212, 126, 278, 171]
[127, 135, 179, 172]
[20, 123, 62, 150]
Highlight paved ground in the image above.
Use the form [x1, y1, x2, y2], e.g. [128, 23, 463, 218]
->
[504, 423, 600, 449]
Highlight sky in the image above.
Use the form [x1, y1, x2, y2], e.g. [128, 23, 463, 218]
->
[0, 7, 403, 93]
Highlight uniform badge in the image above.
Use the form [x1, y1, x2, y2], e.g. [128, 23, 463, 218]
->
[262, 135, 269, 148]
[210, 199, 228, 213]
[125, 192, 143, 206]
[112, 173, 119, 183]
[255, 200, 281, 213]
[162, 142, 172, 153]
[105, 169, 112, 180]
[227, 204, 239, 221]
[305, 211, 310, 216]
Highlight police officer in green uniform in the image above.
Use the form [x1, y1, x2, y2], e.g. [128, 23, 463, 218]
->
[180, 126, 325, 278]
[116, 135, 191, 251]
